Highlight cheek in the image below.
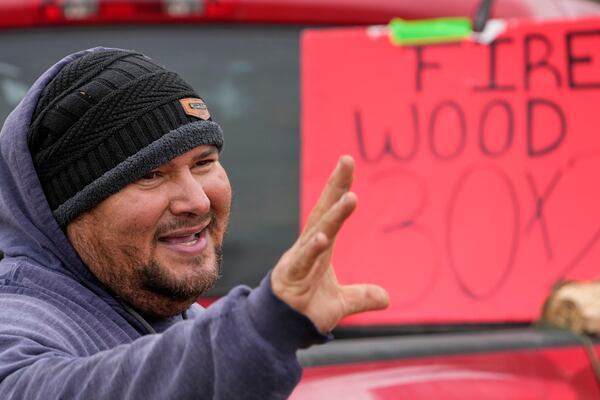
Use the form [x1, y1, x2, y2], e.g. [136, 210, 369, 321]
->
[206, 168, 232, 216]
[100, 192, 168, 238]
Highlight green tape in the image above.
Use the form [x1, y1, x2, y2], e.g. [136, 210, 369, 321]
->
[389, 17, 473, 46]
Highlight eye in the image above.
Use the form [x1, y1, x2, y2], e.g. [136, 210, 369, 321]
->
[194, 158, 217, 169]
[137, 170, 162, 183]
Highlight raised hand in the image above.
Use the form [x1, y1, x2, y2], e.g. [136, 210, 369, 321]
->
[271, 155, 389, 333]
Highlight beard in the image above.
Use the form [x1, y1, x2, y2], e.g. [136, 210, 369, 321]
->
[137, 211, 224, 301]
[141, 245, 223, 301]
[69, 210, 228, 317]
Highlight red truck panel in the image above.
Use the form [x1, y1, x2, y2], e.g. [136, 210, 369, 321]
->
[294, 346, 600, 399]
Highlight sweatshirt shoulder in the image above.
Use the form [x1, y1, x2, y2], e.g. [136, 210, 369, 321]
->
[0, 258, 135, 353]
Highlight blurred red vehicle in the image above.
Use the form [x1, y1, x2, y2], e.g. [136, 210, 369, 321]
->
[1, 1, 600, 398]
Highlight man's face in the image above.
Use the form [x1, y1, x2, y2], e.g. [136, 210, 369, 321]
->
[67, 145, 232, 317]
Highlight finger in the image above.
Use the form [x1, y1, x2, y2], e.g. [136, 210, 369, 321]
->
[286, 232, 330, 280]
[296, 190, 357, 265]
[288, 191, 355, 278]
[304, 156, 354, 231]
[340, 284, 389, 316]
[283, 190, 355, 280]
[313, 191, 357, 242]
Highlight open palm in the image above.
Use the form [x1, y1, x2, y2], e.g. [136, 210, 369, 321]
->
[271, 156, 389, 332]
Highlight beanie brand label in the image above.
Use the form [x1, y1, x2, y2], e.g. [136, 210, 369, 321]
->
[179, 98, 210, 120]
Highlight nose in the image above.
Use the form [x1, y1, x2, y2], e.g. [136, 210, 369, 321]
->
[168, 170, 211, 216]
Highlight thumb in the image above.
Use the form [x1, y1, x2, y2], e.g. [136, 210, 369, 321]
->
[340, 284, 389, 317]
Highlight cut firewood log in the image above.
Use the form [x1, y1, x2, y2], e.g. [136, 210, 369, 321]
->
[539, 281, 600, 335]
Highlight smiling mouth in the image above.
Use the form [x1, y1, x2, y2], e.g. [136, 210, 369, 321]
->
[159, 231, 202, 246]
[157, 226, 209, 255]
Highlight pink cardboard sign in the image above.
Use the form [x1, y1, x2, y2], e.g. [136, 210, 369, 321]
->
[301, 18, 600, 324]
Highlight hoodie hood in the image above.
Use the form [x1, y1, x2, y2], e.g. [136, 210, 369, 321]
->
[0, 47, 159, 333]
[0, 48, 100, 278]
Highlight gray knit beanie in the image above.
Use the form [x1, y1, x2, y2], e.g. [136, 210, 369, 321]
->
[28, 49, 223, 227]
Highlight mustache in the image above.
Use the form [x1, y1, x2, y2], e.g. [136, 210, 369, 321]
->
[154, 211, 215, 239]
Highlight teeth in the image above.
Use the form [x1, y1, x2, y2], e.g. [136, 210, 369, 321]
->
[183, 232, 200, 246]
[159, 231, 203, 246]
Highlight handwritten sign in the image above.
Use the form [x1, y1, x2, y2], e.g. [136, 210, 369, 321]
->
[301, 18, 600, 324]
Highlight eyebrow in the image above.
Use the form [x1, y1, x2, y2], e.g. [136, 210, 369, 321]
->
[196, 147, 219, 159]
[190, 147, 220, 164]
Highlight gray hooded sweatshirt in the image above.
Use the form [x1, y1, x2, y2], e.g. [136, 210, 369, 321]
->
[0, 48, 323, 399]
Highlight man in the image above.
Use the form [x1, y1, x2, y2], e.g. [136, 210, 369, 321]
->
[0, 48, 388, 399]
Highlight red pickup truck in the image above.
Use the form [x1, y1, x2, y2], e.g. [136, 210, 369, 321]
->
[1, 1, 600, 398]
